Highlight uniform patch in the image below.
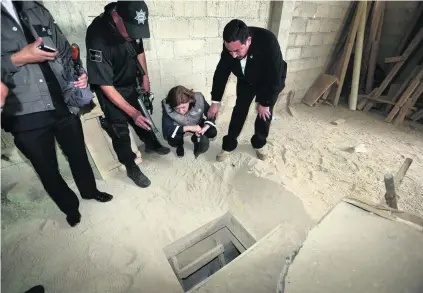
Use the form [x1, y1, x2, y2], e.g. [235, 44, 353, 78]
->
[89, 49, 103, 62]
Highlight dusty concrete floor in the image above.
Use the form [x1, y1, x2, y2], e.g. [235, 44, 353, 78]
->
[1, 103, 422, 292]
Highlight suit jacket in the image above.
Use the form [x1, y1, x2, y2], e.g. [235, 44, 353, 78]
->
[210, 27, 287, 107]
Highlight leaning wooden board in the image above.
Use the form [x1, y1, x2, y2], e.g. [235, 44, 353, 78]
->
[386, 67, 423, 123]
[332, 2, 366, 106]
[301, 74, 338, 106]
[394, 82, 423, 125]
[362, 26, 423, 111]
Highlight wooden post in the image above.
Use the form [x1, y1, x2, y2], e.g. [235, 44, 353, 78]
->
[384, 173, 398, 209]
[395, 158, 413, 186]
[349, 1, 366, 110]
[332, 2, 366, 106]
[382, 158, 412, 209]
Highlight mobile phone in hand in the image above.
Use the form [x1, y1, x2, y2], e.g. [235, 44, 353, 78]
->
[37, 44, 57, 53]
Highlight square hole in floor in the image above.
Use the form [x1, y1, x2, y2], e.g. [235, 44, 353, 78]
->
[163, 212, 256, 292]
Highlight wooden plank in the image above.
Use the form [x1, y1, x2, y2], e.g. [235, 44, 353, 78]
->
[358, 94, 395, 105]
[349, 0, 367, 110]
[395, 82, 423, 125]
[286, 91, 296, 117]
[386, 67, 423, 122]
[301, 74, 337, 106]
[326, 2, 358, 74]
[384, 56, 406, 63]
[384, 67, 422, 113]
[363, 26, 423, 110]
[365, 2, 385, 94]
[411, 108, 423, 121]
[357, 87, 377, 110]
[361, 1, 384, 84]
[177, 244, 224, 279]
[332, 2, 366, 106]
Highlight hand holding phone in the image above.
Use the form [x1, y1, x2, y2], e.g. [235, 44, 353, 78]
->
[11, 38, 58, 66]
[37, 44, 57, 53]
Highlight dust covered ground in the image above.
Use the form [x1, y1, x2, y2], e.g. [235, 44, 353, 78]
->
[1, 102, 422, 292]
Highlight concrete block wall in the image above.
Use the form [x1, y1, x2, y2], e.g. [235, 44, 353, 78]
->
[280, 0, 350, 104]
[43, 0, 270, 114]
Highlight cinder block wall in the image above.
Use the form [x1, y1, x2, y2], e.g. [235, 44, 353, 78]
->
[281, 0, 350, 104]
[43, 0, 270, 114]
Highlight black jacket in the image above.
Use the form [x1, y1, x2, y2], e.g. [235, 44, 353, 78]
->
[211, 27, 287, 107]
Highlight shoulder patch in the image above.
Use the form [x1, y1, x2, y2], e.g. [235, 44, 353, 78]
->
[89, 49, 103, 62]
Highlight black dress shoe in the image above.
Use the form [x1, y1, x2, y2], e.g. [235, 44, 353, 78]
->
[176, 145, 184, 157]
[125, 163, 151, 188]
[66, 212, 81, 227]
[24, 285, 45, 293]
[82, 191, 113, 202]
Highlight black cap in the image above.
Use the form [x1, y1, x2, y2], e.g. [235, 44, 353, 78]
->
[116, 1, 150, 39]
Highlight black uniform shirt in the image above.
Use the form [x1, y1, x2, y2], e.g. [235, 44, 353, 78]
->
[85, 2, 144, 100]
[211, 27, 287, 107]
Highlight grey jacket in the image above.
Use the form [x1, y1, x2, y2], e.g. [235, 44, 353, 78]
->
[1, 1, 92, 117]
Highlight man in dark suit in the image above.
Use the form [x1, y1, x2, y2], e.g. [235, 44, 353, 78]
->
[208, 19, 287, 161]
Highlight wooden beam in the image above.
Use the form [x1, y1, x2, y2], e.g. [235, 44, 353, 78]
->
[384, 67, 422, 113]
[357, 88, 377, 110]
[386, 67, 423, 122]
[365, 3, 385, 95]
[384, 173, 398, 209]
[382, 158, 412, 209]
[332, 2, 366, 106]
[411, 108, 423, 121]
[396, 158, 413, 187]
[302, 74, 337, 106]
[363, 26, 423, 111]
[384, 56, 406, 63]
[176, 244, 224, 279]
[350, 1, 367, 110]
[395, 82, 423, 125]
[358, 94, 395, 105]
[361, 1, 384, 77]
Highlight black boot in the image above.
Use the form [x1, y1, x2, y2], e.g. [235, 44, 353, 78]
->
[145, 139, 170, 155]
[125, 162, 151, 188]
[176, 145, 184, 157]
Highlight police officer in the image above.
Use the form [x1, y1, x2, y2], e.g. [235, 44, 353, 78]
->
[86, 1, 170, 188]
[1, 0, 113, 227]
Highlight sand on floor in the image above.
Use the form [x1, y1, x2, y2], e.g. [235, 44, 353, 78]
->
[1, 102, 423, 292]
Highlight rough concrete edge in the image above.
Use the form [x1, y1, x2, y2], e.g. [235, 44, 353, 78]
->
[342, 196, 423, 232]
[275, 244, 302, 293]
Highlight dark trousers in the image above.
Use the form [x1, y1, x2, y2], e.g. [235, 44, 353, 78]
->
[222, 81, 274, 152]
[12, 114, 98, 216]
[101, 94, 157, 165]
[167, 122, 217, 147]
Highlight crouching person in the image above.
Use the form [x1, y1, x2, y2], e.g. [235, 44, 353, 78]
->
[162, 86, 217, 157]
